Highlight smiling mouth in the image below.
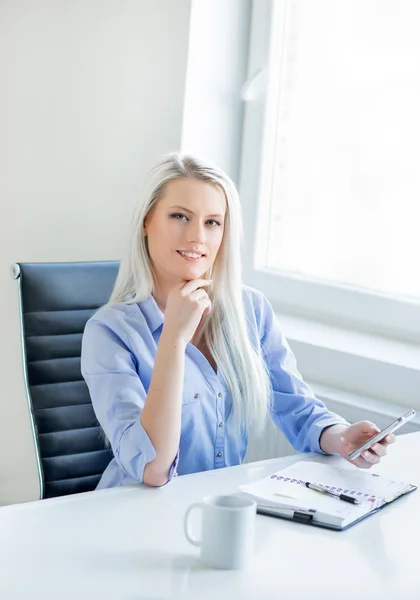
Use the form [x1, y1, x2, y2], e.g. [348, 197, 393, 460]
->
[177, 250, 205, 260]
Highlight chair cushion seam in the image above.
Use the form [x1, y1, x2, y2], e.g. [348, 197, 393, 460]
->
[38, 426, 103, 436]
[30, 380, 86, 388]
[43, 450, 111, 461]
[34, 402, 93, 412]
[25, 333, 85, 338]
[28, 358, 81, 365]
[23, 308, 100, 315]
[44, 473, 105, 484]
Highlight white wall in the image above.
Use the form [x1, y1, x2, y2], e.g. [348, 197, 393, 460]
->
[0, 0, 192, 505]
[181, 0, 251, 182]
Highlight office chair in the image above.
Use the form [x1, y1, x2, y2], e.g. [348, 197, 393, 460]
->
[11, 261, 119, 498]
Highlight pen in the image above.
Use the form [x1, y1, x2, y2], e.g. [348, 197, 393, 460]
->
[304, 482, 361, 505]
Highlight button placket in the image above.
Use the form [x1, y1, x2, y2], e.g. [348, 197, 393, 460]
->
[214, 390, 225, 468]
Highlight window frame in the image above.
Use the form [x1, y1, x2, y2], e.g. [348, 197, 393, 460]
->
[239, 0, 420, 345]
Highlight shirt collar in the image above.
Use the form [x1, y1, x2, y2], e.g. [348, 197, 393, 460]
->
[139, 295, 164, 334]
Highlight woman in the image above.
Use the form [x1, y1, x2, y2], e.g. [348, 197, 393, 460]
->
[81, 152, 395, 489]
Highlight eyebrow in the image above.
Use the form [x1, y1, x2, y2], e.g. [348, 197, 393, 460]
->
[169, 205, 225, 219]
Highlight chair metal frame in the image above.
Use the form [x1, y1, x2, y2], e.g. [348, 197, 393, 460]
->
[11, 262, 46, 498]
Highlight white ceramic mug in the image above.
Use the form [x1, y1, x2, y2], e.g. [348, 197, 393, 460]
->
[184, 494, 256, 569]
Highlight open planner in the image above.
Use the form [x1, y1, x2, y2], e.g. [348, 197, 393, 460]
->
[240, 460, 416, 531]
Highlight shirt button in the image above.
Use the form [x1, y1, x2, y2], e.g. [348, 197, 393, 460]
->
[218, 392, 222, 397]
[194, 393, 199, 399]
[218, 422, 224, 428]
[217, 451, 222, 457]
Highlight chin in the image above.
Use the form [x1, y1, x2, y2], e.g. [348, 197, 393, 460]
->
[181, 266, 208, 280]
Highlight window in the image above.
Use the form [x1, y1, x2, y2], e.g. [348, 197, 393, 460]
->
[240, 0, 420, 343]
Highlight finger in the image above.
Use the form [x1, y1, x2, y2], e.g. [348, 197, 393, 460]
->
[198, 296, 212, 315]
[348, 444, 381, 468]
[189, 289, 212, 314]
[190, 289, 209, 302]
[359, 421, 381, 435]
[380, 433, 396, 445]
[204, 298, 212, 314]
[368, 443, 387, 458]
[352, 455, 374, 469]
[360, 449, 381, 465]
[181, 279, 212, 295]
[351, 452, 379, 469]
[362, 431, 396, 451]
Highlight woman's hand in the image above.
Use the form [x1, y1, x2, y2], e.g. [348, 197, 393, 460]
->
[162, 279, 212, 346]
[320, 422, 396, 469]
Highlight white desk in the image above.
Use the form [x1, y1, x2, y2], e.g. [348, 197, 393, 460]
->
[1, 433, 419, 600]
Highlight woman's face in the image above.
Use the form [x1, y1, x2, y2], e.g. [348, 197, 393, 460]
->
[143, 178, 226, 290]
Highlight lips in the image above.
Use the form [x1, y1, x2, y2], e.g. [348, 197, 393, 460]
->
[176, 250, 206, 262]
[177, 250, 205, 258]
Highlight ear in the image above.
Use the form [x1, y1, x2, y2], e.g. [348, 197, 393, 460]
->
[142, 219, 148, 237]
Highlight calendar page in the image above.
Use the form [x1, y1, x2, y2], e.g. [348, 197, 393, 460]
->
[240, 461, 414, 527]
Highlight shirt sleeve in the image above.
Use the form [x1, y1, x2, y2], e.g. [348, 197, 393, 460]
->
[255, 293, 349, 454]
[81, 314, 179, 484]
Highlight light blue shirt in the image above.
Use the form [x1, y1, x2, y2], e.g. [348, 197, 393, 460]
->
[81, 286, 347, 489]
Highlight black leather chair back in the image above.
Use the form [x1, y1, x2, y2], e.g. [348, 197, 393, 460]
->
[11, 261, 119, 498]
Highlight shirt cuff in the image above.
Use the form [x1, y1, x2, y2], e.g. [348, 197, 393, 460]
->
[161, 449, 180, 486]
[116, 418, 157, 482]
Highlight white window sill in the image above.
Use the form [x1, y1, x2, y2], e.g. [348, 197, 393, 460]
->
[275, 310, 420, 413]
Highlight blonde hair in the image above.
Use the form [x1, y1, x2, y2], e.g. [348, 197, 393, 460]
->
[109, 152, 271, 431]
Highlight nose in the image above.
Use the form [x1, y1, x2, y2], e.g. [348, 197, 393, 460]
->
[187, 219, 205, 245]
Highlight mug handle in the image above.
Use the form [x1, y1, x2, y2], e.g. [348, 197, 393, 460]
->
[184, 502, 203, 547]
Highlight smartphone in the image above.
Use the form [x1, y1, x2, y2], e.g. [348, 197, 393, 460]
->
[348, 409, 416, 461]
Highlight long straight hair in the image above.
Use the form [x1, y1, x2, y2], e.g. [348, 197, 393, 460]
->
[109, 152, 271, 431]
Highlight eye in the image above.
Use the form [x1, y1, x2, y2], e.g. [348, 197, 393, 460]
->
[206, 219, 221, 227]
[170, 213, 188, 222]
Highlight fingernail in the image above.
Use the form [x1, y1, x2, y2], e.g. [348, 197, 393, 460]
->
[340, 437, 348, 446]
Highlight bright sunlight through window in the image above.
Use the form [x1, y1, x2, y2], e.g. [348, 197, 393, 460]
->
[266, 0, 420, 301]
